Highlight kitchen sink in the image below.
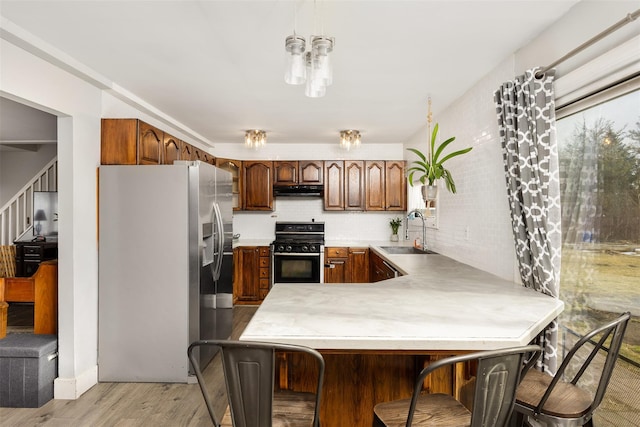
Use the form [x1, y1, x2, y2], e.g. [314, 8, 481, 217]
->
[379, 246, 437, 255]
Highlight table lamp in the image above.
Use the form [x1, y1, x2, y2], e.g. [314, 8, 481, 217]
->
[34, 209, 47, 235]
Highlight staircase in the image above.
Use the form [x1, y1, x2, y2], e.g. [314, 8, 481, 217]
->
[0, 157, 58, 245]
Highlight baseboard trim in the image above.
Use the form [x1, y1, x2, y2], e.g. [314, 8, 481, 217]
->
[54, 365, 98, 399]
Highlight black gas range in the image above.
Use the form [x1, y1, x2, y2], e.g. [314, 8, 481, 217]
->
[271, 221, 325, 284]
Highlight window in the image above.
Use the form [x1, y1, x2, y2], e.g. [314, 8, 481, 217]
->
[557, 77, 640, 424]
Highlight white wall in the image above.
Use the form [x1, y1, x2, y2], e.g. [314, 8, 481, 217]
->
[1, 38, 102, 398]
[235, 198, 405, 242]
[406, 0, 640, 281]
[214, 141, 403, 161]
[0, 144, 57, 207]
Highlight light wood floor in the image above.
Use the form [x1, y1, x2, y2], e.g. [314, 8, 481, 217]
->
[0, 305, 258, 426]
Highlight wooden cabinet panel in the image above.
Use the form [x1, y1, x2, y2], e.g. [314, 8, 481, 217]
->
[324, 247, 369, 283]
[324, 247, 348, 284]
[162, 134, 181, 165]
[274, 161, 298, 186]
[191, 146, 203, 162]
[385, 161, 407, 211]
[365, 160, 385, 211]
[324, 161, 344, 210]
[101, 119, 138, 165]
[259, 246, 271, 300]
[243, 161, 273, 211]
[202, 152, 215, 165]
[234, 247, 260, 302]
[138, 121, 162, 165]
[299, 161, 324, 185]
[348, 248, 370, 283]
[180, 143, 193, 161]
[370, 251, 398, 282]
[326, 247, 348, 258]
[216, 158, 243, 211]
[345, 161, 365, 211]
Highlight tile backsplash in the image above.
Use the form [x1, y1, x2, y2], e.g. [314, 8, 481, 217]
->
[233, 198, 407, 242]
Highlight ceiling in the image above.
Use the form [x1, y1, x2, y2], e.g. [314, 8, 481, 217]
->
[0, 0, 581, 148]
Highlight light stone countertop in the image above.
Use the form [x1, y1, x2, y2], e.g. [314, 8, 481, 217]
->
[240, 244, 564, 351]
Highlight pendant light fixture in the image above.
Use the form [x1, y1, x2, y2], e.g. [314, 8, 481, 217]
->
[284, 1, 334, 98]
[245, 130, 266, 149]
[339, 130, 361, 151]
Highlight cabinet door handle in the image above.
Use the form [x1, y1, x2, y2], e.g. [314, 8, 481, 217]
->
[330, 260, 345, 265]
[350, 251, 366, 254]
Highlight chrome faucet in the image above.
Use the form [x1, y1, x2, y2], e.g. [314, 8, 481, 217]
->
[406, 209, 426, 251]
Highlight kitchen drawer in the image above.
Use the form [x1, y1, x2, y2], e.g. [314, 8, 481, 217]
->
[259, 289, 269, 300]
[259, 247, 270, 257]
[259, 257, 269, 268]
[259, 278, 270, 290]
[326, 247, 348, 258]
[259, 268, 269, 279]
[22, 246, 42, 257]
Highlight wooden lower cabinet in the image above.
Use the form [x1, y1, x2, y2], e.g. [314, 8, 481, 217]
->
[324, 247, 369, 283]
[277, 350, 473, 427]
[233, 246, 270, 304]
[258, 247, 270, 300]
[348, 247, 369, 283]
[370, 251, 400, 282]
[324, 247, 348, 283]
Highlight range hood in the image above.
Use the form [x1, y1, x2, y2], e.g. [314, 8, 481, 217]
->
[273, 185, 324, 197]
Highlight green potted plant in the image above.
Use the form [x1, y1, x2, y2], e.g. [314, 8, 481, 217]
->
[389, 217, 402, 241]
[407, 123, 472, 197]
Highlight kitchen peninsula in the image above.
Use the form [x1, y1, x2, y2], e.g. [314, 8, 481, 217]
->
[240, 246, 564, 427]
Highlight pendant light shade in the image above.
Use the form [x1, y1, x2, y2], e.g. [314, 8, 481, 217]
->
[305, 51, 326, 98]
[284, 1, 334, 98]
[285, 35, 306, 85]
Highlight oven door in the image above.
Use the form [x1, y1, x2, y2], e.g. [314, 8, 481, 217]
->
[272, 251, 323, 284]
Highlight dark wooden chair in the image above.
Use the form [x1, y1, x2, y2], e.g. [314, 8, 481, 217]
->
[373, 345, 541, 427]
[511, 312, 631, 427]
[0, 259, 58, 339]
[188, 339, 325, 427]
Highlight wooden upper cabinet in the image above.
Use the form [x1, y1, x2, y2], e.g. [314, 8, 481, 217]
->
[216, 158, 243, 211]
[274, 161, 298, 186]
[162, 134, 181, 165]
[138, 121, 163, 165]
[365, 160, 386, 211]
[324, 160, 344, 210]
[243, 161, 273, 211]
[191, 146, 203, 162]
[299, 161, 324, 185]
[345, 161, 365, 211]
[385, 161, 407, 211]
[101, 119, 138, 165]
[202, 152, 215, 165]
[180, 143, 193, 161]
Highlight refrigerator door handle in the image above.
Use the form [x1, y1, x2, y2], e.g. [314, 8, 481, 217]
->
[212, 202, 224, 281]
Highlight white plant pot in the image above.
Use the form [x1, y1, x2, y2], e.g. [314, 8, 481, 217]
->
[421, 184, 438, 203]
[390, 234, 399, 242]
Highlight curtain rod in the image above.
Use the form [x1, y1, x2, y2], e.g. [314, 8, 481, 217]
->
[536, 8, 640, 78]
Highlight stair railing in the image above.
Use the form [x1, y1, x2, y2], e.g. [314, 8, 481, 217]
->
[0, 157, 58, 245]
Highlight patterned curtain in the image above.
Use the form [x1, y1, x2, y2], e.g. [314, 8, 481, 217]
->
[494, 68, 562, 374]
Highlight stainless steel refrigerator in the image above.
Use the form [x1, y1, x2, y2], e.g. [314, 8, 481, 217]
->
[98, 161, 233, 382]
